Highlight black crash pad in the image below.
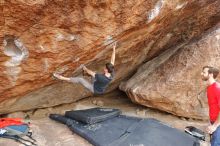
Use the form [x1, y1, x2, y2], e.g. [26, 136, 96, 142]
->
[50, 114, 200, 146]
[65, 108, 121, 124]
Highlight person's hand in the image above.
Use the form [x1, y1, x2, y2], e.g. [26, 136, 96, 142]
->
[79, 64, 85, 68]
[113, 42, 117, 50]
[80, 64, 86, 70]
[82, 66, 87, 71]
[53, 73, 61, 79]
[206, 125, 217, 134]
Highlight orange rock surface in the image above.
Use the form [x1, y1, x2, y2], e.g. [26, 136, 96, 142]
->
[0, 0, 220, 116]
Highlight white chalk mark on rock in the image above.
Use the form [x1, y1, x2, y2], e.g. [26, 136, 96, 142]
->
[3, 36, 29, 86]
[147, 0, 164, 22]
[175, 2, 188, 10]
[55, 31, 77, 42]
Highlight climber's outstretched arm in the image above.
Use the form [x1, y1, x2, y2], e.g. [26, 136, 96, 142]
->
[110, 42, 116, 65]
[83, 66, 96, 77]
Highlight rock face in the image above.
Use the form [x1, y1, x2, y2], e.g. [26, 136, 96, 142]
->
[0, 0, 220, 114]
[120, 23, 220, 120]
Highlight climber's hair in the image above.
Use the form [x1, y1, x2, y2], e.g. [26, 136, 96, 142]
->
[106, 63, 114, 73]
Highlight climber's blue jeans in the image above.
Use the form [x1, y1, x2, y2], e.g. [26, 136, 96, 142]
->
[70, 77, 94, 93]
[211, 125, 220, 146]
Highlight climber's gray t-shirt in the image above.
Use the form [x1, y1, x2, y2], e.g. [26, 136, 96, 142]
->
[93, 73, 113, 94]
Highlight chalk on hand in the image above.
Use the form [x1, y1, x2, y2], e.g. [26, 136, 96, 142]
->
[79, 64, 85, 69]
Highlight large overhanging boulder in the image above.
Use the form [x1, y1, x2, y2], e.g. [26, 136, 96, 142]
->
[120, 23, 220, 120]
[0, 0, 220, 114]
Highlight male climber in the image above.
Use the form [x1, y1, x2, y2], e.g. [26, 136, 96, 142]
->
[53, 43, 116, 95]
